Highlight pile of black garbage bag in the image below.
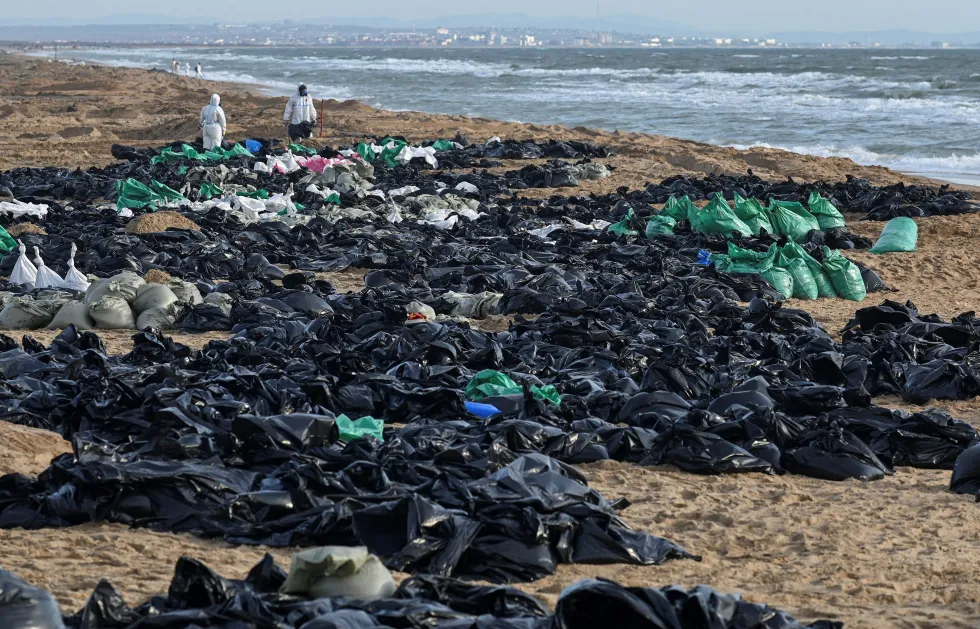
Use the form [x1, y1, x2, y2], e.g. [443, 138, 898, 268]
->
[841, 300, 980, 403]
[3, 137, 971, 218]
[0, 558, 841, 629]
[0, 171, 883, 320]
[429, 134, 614, 170]
[643, 173, 977, 221]
[1, 285, 979, 568]
[1, 137, 980, 618]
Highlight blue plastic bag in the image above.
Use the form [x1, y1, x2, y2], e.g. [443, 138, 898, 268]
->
[465, 400, 502, 419]
[245, 139, 262, 154]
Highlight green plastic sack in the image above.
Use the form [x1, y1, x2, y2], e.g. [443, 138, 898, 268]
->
[768, 199, 820, 242]
[432, 139, 456, 151]
[200, 149, 226, 161]
[807, 191, 846, 230]
[712, 242, 777, 275]
[289, 143, 318, 156]
[335, 414, 384, 442]
[690, 193, 752, 237]
[150, 180, 184, 203]
[355, 142, 376, 162]
[379, 138, 408, 167]
[116, 178, 163, 210]
[240, 189, 270, 199]
[199, 144, 255, 161]
[200, 183, 224, 200]
[646, 215, 676, 238]
[778, 241, 837, 298]
[227, 143, 255, 158]
[357, 138, 408, 167]
[780, 257, 818, 300]
[661, 195, 697, 222]
[869, 217, 918, 254]
[733, 193, 774, 235]
[760, 266, 795, 300]
[465, 369, 560, 405]
[150, 144, 203, 164]
[0, 225, 17, 253]
[608, 208, 640, 237]
[116, 179, 185, 210]
[822, 247, 867, 302]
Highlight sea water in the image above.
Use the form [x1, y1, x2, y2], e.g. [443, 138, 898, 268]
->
[56, 46, 980, 182]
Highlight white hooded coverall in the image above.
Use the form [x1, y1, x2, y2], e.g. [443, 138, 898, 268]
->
[199, 94, 227, 150]
[283, 93, 317, 126]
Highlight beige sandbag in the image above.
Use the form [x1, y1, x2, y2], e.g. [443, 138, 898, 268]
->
[203, 292, 234, 317]
[47, 300, 95, 330]
[89, 296, 136, 329]
[167, 279, 203, 306]
[85, 272, 145, 306]
[307, 556, 395, 600]
[279, 546, 396, 602]
[133, 283, 179, 314]
[0, 297, 62, 330]
[136, 304, 179, 330]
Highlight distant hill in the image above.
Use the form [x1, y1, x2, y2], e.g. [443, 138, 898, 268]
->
[0, 14, 220, 26]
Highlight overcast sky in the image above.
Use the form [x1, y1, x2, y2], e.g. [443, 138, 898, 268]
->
[6, 0, 980, 33]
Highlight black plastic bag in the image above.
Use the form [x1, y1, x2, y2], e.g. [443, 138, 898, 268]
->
[0, 569, 65, 629]
[950, 444, 980, 496]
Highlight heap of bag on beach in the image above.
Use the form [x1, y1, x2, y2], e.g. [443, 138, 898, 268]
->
[0, 556, 843, 629]
[611, 191, 870, 301]
[2, 134, 980, 629]
[675, 191, 842, 235]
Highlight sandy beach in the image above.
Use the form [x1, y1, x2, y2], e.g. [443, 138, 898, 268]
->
[2, 52, 980, 628]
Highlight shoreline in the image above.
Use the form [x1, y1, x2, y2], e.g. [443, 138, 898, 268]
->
[0, 51, 966, 194]
[14, 47, 979, 186]
[9, 41, 980, 51]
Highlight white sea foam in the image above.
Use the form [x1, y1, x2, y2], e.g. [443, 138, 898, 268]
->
[726, 142, 980, 175]
[47, 47, 980, 177]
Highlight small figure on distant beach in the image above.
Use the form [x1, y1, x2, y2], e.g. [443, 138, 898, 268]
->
[283, 83, 317, 141]
[199, 93, 227, 150]
[195, 63, 203, 79]
[184, 62, 191, 77]
[171, 58, 178, 74]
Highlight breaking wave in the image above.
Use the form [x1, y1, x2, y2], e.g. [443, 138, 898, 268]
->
[727, 142, 980, 175]
[48, 46, 980, 177]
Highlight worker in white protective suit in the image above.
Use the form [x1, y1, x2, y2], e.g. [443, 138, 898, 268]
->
[283, 83, 317, 141]
[198, 94, 227, 150]
[195, 63, 203, 79]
